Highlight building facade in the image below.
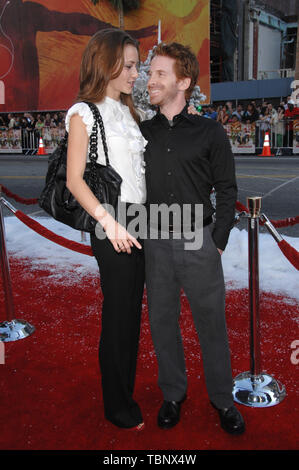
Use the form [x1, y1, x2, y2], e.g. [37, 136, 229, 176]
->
[211, 0, 299, 83]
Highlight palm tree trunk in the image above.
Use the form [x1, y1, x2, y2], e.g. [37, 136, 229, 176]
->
[296, 16, 299, 81]
[119, 1, 124, 30]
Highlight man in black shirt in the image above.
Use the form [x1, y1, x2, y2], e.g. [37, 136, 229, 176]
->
[140, 43, 245, 435]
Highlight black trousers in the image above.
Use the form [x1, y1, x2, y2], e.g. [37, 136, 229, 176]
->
[90, 210, 145, 428]
[144, 224, 233, 409]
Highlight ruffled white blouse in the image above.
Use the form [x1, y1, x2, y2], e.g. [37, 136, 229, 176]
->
[65, 96, 147, 204]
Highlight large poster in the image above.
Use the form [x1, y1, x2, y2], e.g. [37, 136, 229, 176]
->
[0, 0, 210, 112]
[42, 126, 65, 153]
[0, 129, 22, 153]
[224, 122, 256, 154]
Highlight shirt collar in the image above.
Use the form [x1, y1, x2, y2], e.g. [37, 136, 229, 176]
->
[153, 102, 197, 126]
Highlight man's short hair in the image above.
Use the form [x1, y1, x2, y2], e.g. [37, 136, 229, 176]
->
[151, 42, 199, 100]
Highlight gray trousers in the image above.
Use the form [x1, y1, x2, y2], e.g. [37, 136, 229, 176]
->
[144, 224, 234, 409]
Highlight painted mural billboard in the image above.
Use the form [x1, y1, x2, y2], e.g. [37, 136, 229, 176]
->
[0, 0, 210, 112]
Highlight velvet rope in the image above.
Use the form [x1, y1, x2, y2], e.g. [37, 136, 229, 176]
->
[14, 210, 93, 257]
[4, 208, 299, 270]
[1, 185, 299, 267]
[278, 240, 299, 271]
[234, 200, 299, 228]
[270, 216, 299, 228]
[235, 200, 249, 213]
[1, 185, 298, 229]
[0, 185, 38, 205]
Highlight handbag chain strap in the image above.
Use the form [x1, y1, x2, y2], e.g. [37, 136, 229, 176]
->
[84, 101, 112, 194]
[84, 101, 110, 167]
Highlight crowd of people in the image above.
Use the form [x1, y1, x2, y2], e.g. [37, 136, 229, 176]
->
[0, 111, 66, 132]
[199, 98, 299, 147]
[200, 98, 299, 123]
[1, 97, 299, 149]
[0, 111, 67, 152]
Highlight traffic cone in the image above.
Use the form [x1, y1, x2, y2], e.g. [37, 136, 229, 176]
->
[258, 132, 274, 157]
[37, 137, 46, 155]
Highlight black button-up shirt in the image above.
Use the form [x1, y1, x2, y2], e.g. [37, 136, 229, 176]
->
[140, 105, 237, 250]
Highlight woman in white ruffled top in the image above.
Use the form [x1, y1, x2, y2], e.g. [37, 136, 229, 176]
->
[65, 29, 147, 431]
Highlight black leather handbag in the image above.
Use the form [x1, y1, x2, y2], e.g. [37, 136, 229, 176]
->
[38, 101, 122, 232]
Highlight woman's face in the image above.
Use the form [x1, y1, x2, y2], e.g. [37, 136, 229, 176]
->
[106, 44, 139, 100]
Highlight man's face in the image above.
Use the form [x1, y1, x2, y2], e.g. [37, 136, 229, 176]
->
[147, 55, 183, 107]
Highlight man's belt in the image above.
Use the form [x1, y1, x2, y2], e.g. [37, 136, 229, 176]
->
[157, 215, 213, 233]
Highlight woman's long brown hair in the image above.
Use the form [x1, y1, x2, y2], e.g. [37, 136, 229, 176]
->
[76, 28, 140, 124]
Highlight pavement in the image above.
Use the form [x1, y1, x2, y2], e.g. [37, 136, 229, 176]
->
[1, 152, 299, 238]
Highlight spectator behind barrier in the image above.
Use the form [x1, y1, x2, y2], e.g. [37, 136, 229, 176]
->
[232, 104, 243, 121]
[7, 113, 15, 129]
[272, 106, 285, 147]
[230, 114, 240, 123]
[35, 116, 45, 131]
[0, 115, 7, 130]
[267, 103, 277, 121]
[259, 106, 271, 146]
[242, 103, 259, 124]
[225, 101, 233, 118]
[284, 100, 299, 147]
[217, 104, 230, 125]
[24, 113, 35, 130]
[44, 113, 52, 127]
[203, 105, 217, 120]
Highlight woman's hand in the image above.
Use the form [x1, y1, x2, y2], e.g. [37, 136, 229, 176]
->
[99, 212, 142, 254]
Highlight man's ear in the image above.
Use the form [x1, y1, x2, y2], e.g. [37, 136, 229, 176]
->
[178, 77, 191, 93]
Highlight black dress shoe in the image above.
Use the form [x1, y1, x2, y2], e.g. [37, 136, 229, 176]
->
[158, 395, 186, 429]
[211, 403, 245, 435]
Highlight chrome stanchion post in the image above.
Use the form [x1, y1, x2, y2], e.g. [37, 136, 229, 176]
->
[232, 197, 286, 407]
[0, 188, 35, 342]
[260, 213, 283, 243]
[0, 190, 15, 322]
[248, 197, 261, 377]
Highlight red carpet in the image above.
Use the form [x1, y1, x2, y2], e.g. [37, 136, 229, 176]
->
[0, 257, 298, 450]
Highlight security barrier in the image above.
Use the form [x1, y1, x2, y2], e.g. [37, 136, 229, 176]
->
[1, 120, 299, 155]
[0, 127, 65, 155]
[21, 129, 39, 155]
[223, 118, 299, 155]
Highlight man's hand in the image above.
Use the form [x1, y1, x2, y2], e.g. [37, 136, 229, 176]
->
[217, 248, 223, 255]
[187, 105, 201, 115]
